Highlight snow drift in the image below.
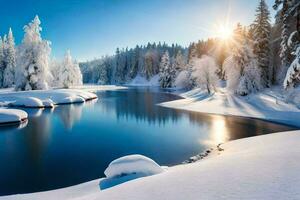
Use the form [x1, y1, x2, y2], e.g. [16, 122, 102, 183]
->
[104, 154, 164, 179]
[0, 89, 97, 108]
[0, 108, 28, 123]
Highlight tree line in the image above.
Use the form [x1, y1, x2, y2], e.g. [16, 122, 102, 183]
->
[81, 0, 299, 96]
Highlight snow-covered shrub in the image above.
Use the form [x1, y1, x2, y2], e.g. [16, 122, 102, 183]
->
[15, 16, 52, 91]
[104, 154, 164, 179]
[192, 55, 219, 94]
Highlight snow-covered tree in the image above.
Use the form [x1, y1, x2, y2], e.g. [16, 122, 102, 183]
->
[0, 37, 4, 88]
[57, 50, 83, 88]
[273, 0, 292, 81]
[252, 0, 271, 86]
[49, 58, 61, 87]
[192, 55, 219, 94]
[114, 48, 126, 83]
[3, 28, 16, 88]
[174, 70, 190, 89]
[15, 16, 51, 91]
[97, 56, 111, 85]
[173, 50, 187, 72]
[159, 51, 175, 88]
[224, 24, 262, 95]
[79, 42, 186, 85]
[284, 46, 300, 88]
[186, 47, 198, 89]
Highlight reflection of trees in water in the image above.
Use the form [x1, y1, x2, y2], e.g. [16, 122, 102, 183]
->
[99, 90, 182, 125]
[22, 109, 52, 170]
[54, 103, 84, 130]
[185, 110, 295, 144]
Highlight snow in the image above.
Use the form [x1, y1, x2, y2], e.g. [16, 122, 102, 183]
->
[11, 97, 44, 108]
[72, 84, 127, 92]
[160, 86, 300, 127]
[127, 75, 159, 86]
[0, 108, 27, 123]
[0, 85, 124, 123]
[2, 130, 300, 200]
[0, 89, 97, 108]
[104, 154, 164, 179]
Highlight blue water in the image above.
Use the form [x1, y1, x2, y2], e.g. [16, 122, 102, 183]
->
[0, 87, 296, 195]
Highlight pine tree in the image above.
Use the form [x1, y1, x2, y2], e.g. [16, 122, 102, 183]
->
[3, 28, 16, 88]
[15, 16, 51, 91]
[97, 57, 109, 85]
[0, 37, 4, 88]
[159, 51, 174, 88]
[58, 50, 83, 88]
[173, 50, 186, 73]
[129, 46, 140, 79]
[224, 24, 262, 95]
[252, 0, 271, 87]
[283, 46, 300, 88]
[274, 0, 292, 81]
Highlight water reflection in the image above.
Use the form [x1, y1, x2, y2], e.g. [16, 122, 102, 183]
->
[208, 116, 230, 145]
[0, 88, 296, 195]
[98, 89, 181, 125]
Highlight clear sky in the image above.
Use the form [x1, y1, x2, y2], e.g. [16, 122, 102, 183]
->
[0, 0, 276, 61]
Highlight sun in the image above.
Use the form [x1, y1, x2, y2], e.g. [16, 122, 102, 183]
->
[216, 24, 233, 40]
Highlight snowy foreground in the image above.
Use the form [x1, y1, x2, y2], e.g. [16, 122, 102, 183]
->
[2, 130, 300, 200]
[161, 87, 300, 127]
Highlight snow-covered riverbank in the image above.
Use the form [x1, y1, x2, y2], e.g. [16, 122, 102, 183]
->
[0, 85, 126, 124]
[161, 87, 300, 127]
[2, 130, 299, 200]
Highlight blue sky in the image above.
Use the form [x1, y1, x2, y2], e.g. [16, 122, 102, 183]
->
[0, 0, 275, 61]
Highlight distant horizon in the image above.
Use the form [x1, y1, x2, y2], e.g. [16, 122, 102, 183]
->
[0, 0, 276, 61]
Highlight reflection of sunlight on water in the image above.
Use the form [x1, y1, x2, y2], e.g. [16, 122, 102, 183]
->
[202, 116, 229, 146]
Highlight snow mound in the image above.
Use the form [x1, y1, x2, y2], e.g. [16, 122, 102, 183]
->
[0, 89, 98, 108]
[104, 154, 164, 179]
[11, 97, 44, 108]
[60, 96, 85, 104]
[42, 99, 55, 108]
[0, 108, 28, 123]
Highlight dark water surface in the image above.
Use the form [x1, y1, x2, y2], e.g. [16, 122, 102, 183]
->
[0, 87, 297, 195]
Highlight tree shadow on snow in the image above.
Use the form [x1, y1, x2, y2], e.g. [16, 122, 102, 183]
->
[99, 173, 146, 190]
